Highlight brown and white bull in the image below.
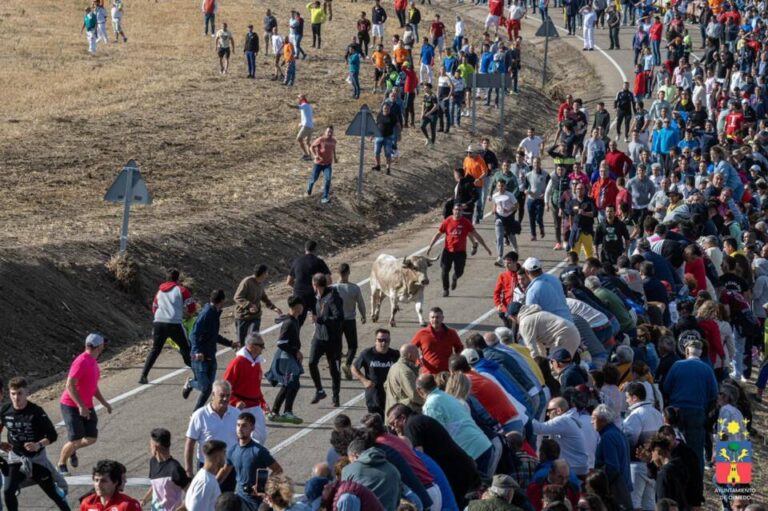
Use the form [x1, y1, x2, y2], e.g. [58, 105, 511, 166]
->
[370, 254, 438, 327]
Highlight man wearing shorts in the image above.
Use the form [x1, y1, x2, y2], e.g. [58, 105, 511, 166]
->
[215, 23, 234, 75]
[57, 333, 112, 476]
[296, 95, 314, 161]
[486, 0, 503, 34]
[110, 0, 127, 43]
[372, 0, 388, 48]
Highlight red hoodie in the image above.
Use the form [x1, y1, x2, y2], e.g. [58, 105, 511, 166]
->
[223, 348, 267, 409]
[591, 178, 619, 210]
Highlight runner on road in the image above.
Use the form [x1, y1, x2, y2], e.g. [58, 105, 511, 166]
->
[266, 296, 306, 424]
[57, 333, 112, 476]
[80, 460, 141, 511]
[286, 240, 332, 326]
[333, 263, 367, 380]
[351, 328, 399, 416]
[426, 203, 491, 296]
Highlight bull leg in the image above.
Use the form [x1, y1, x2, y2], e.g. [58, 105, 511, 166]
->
[371, 288, 382, 323]
[389, 295, 399, 327]
[415, 289, 426, 326]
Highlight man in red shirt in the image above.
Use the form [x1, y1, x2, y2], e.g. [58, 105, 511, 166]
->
[603, 140, 632, 178]
[307, 126, 339, 204]
[649, 16, 663, 65]
[493, 251, 519, 327]
[80, 460, 141, 511]
[410, 306, 463, 373]
[557, 94, 574, 124]
[426, 203, 492, 296]
[725, 101, 745, 143]
[591, 163, 619, 220]
[430, 14, 446, 57]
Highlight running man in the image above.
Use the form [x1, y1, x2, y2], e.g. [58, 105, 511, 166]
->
[426, 203, 492, 297]
[57, 333, 112, 476]
[0, 377, 70, 511]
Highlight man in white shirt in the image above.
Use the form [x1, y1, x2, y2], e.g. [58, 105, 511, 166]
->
[94, 1, 109, 44]
[518, 127, 543, 165]
[185, 439, 226, 511]
[296, 94, 315, 161]
[491, 180, 518, 264]
[110, 0, 127, 42]
[184, 380, 240, 489]
[271, 28, 285, 80]
[531, 397, 590, 476]
[215, 23, 235, 75]
[580, 4, 596, 50]
[622, 382, 664, 511]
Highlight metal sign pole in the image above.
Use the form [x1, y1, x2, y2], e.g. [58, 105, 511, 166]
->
[472, 73, 477, 134]
[543, 22, 549, 88]
[119, 165, 134, 255]
[357, 106, 368, 206]
[499, 74, 506, 141]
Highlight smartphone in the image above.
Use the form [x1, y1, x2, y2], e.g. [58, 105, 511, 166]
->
[255, 468, 269, 494]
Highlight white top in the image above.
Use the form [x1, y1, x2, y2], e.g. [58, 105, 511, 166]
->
[186, 404, 240, 463]
[518, 136, 542, 163]
[582, 11, 597, 28]
[509, 5, 526, 20]
[450, 76, 465, 92]
[622, 401, 664, 448]
[271, 34, 284, 55]
[492, 191, 517, 217]
[154, 285, 185, 324]
[299, 102, 314, 128]
[94, 5, 107, 23]
[111, 0, 123, 19]
[566, 298, 609, 327]
[185, 469, 221, 511]
[455, 20, 465, 36]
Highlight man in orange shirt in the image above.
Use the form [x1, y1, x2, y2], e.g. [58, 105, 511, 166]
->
[282, 38, 296, 86]
[463, 145, 490, 225]
[426, 203, 492, 296]
[493, 251, 519, 327]
[410, 307, 463, 373]
[393, 40, 409, 66]
[371, 44, 388, 92]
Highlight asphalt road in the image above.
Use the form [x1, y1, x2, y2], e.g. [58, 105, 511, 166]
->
[22, 7, 648, 509]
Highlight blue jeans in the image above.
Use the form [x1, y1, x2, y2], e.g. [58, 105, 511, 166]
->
[294, 34, 306, 58]
[475, 182, 490, 222]
[285, 61, 296, 85]
[308, 164, 333, 199]
[245, 50, 256, 76]
[204, 13, 215, 35]
[540, 7, 548, 22]
[678, 407, 706, 481]
[451, 95, 463, 125]
[191, 359, 217, 410]
[350, 71, 360, 98]
[651, 39, 661, 65]
[622, 4, 630, 24]
[527, 198, 545, 236]
[452, 36, 462, 53]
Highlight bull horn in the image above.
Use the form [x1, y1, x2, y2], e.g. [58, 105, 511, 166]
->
[428, 255, 439, 262]
[402, 256, 410, 268]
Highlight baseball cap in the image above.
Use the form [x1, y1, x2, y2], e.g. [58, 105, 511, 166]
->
[85, 333, 106, 347]
[548, 347, 572, 362]
[678, 329, 703, 352]
[522, 257, 542, 271]
[466, 144, 476, 153]
[461, 348, 480, 365]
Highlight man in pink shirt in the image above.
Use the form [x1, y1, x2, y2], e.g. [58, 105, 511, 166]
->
[57, 333, 112, 475]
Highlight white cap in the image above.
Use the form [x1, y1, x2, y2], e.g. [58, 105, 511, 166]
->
[85, 333, 106, 347]
[522, 257, 542, 272]
[461, 348, 480, 364]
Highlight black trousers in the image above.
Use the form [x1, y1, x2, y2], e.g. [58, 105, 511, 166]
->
[396, 9, 406, 27]
[308, 334, 342, 397]
[4, 462, 70, 511]
[142, 322, 192, 379]
[616, 109, 631, 137]
[272, 373, 300, 415]
[420, 115, 437, 143]
[297, 293, 317, 327]
[311, 23, 321, 47]
[358, 31, 370, 56]
[609, 26, 620, 48]
[440, 249, 467, 291]
[341, 319, 358, 366]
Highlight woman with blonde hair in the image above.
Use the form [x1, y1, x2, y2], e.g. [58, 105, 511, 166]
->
[697, 300, 734, 380]
[264, 474, 311, 511]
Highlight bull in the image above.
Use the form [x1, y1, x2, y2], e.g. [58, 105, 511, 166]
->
[370, 254, 438, 327]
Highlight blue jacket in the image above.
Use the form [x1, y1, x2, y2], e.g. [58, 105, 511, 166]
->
[595, 422, 633, 492]
[190, 303, 232, 358]
[414, 451, 459, 511]
[662, 358, 718, 412]
[482, 345, 537, 394]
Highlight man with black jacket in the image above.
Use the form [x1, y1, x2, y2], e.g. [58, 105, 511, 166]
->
[0, 377, 70, 511]
[267, 296, 306, 424]
[445, 166, 478, 220]
[183, 290, 238, 411]
[286, 240, 332, 326]
[243, 25, 259, 78]
[308, 274, 344, 407]
[263, 9, 277, 55]
[614, 81, 635, 143]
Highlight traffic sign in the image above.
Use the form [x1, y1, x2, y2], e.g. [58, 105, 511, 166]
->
[104, 160, 152, 205]
[535, 18, 560, 38]
[104, 160, 152, 254]
[345, 104, 381, 137]
[473, 73, 504, 89]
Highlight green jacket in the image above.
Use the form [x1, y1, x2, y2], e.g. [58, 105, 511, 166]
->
[489, 170, 519, 196]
